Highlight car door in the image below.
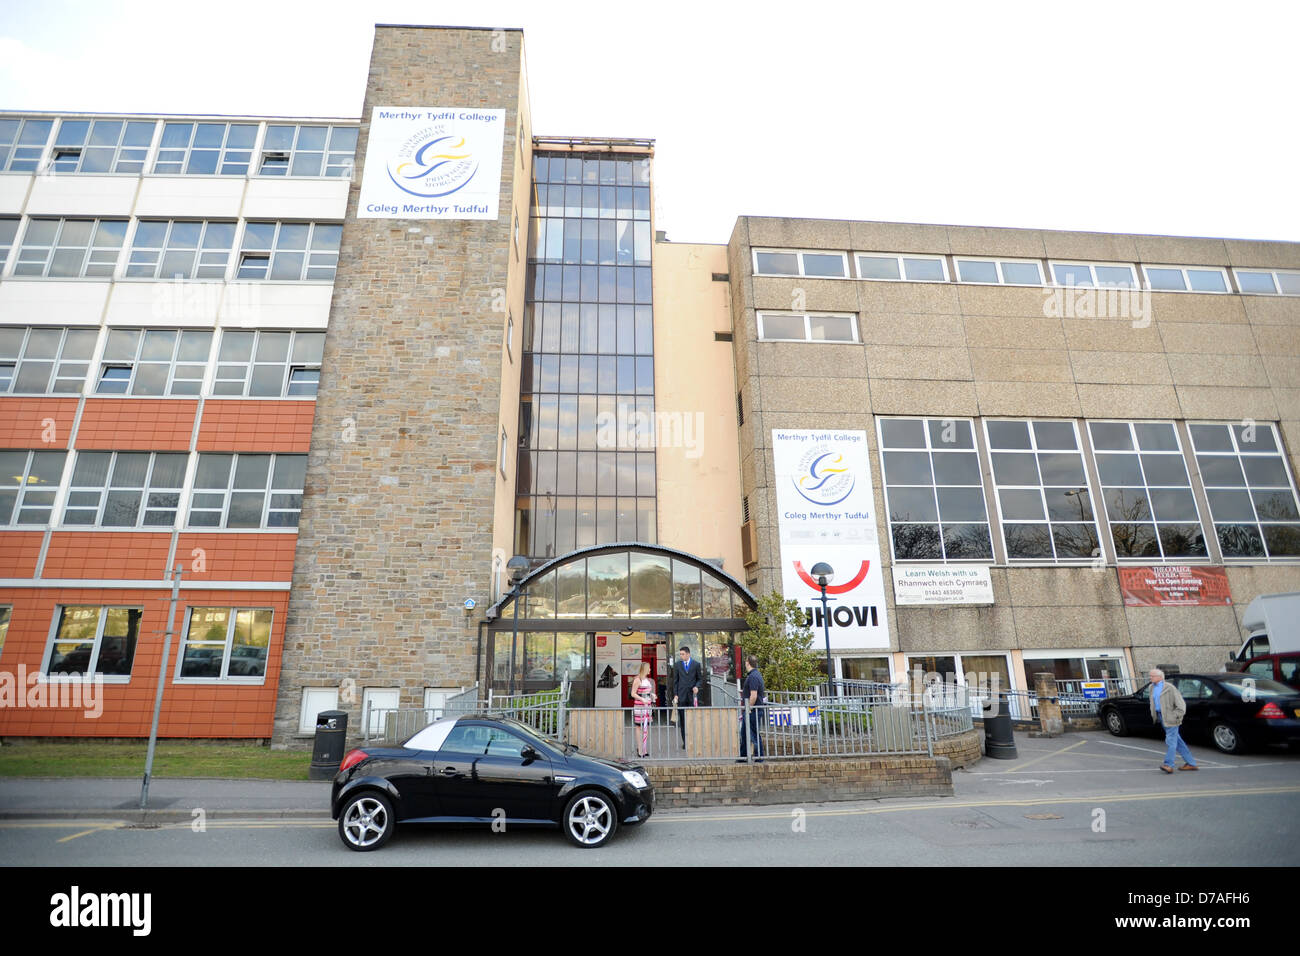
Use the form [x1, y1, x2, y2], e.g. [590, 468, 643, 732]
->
[1171, 677, 1212, 738]
[434, 723, 558, 823]
[1124, 683, 1158, 735]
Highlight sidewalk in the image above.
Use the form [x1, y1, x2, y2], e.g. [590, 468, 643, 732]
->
[0, 776, 334, 823]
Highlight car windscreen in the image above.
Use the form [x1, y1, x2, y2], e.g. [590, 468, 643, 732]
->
[1216, 676, 1294, 698]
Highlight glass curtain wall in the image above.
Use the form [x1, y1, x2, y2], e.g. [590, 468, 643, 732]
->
[516, 151, 656, 559]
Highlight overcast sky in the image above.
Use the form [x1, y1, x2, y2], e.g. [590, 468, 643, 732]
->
[2, 0, 1296, 245]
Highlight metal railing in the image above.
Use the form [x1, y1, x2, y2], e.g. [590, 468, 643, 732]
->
[362, 681, 569, 743]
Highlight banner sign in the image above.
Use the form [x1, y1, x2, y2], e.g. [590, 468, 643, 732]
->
[893, 566, 994, 605]
[1118, 566, 1232, 607]
[772, 429, 889, 649]
[358, 107, 505, 219]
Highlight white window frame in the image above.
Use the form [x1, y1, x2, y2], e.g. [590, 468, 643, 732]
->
[363, 687, 401, 735]
[212, 329, 324, 398]
[40, 605, 142, 682]
[124, 219, 236, 280]
[854, 252, 950, 283]
[299, 687, 339, 735]
[500, 426, 509, 479]
[257, 123, 357, 178]
[1047, 260, 1139, 289]
[173, 606, 273, 684]
[46, 117, 158, 175]
[12, 217, 128, 279]
[1140, 263, 1231, 294]
[752, 248, 851, 279]
[1, 326, 99, 395]
[0, 216, 18, 275]
[1232, 267, 1300, 296]
[756, 311, 859, 343]
[953, 256, 1044, 286]
[186, 452, 306, 529]
[61, 450, 187, 528]
[152, 120, 260, 176]
[236, 221, 341, 282]
[0, 449, 68, 526]
[94, 327, 215, 397]
[982, 418, 1104, 566]
[0, 116, 54, 172]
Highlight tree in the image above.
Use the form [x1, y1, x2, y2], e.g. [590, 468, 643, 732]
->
[740, 592, 824, 693]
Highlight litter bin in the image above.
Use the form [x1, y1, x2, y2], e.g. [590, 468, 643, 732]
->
[309, 710, 348, 780]
[983, 693, 1018, 760]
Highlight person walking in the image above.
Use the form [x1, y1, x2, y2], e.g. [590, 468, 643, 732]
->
[738, 654, 765, 762]
[671, 645, 702, 749]
[631, 660, 656, 758]
[1149, 668, 1198, 773]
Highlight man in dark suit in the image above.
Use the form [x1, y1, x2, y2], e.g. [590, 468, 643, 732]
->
[672, 645, 702, 748]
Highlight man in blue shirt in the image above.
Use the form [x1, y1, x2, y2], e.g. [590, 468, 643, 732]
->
[738, 654, 766, 762]
[1149, 667, 1198, 773]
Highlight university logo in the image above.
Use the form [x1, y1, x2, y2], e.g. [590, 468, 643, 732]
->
[791, 446, 855, 506]
[386, 124, 480, 199]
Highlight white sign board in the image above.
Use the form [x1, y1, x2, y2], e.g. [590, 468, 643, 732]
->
[892, 566, 994, 605]
[772, 429, 890, 649]
[358, 107, 505, 220]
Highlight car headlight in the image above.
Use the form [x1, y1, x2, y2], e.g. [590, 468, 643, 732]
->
[622, 770, 648, 789]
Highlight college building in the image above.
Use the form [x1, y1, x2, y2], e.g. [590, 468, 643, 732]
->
[1, 24, 1297, 744]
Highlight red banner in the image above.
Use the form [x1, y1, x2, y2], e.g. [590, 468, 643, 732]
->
[1118, 566, 1232, 607]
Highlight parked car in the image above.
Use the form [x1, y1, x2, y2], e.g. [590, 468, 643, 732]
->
[1098, 672, 1300, 754]
[1233, 653, 1300, 692]
[330, 714, 654, 851]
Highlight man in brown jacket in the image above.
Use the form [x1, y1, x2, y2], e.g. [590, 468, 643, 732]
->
[1148, 668, 1198, 773]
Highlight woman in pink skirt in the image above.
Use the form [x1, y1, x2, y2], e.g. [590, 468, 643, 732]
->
[632, 661, 656, 758]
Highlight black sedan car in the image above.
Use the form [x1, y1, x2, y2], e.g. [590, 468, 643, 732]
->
[330, 714, 654, 850]
[1098, 672, 1300, 754]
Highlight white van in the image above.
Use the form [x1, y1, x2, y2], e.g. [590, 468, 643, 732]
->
[1234, 592, 1300, 662]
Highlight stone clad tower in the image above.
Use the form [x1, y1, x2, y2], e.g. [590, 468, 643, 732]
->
[273, 26, 531, 744]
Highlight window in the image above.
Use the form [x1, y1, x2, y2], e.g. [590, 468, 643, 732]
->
[62, 451, 186, 527]
[0, 327, 97, 394]
[43, 606, 141, 678]
[1049, 261, 1138, 288]
[258, 124, 357, 177]
[855, 253, 948, 282]
[1233, 268, 1300, 296]
[95, 328, 213, 396]
[13, 218, 127, 278]
[187, 453, 306, 528]
[1189, 422, 1300, 559]
[1088, 421, 1207, 560]
[47, 118, 156, 174]
[1140, 264, 1230, 293]
[176, 607, 272, 680]
[506, 311, 514, 360]
[298, 687, 339, 734]
[0, 450, 67, 525]
[0, 217, 18, 271]
[878, 417, 993, 561]
[212, 330, 324, 397]
[955, 257, 1044, 286]
[0, 117, 53, 172]
[752, 249, 849, 278]
[500, 427, 509, 479]
[125, 220, 235, 279]
[237, 222, 341, 280]
[985, 420, 1101, 562]
[0, 605, 9, 657]
[756, 311, 858, 343]
[153, 122, 257, 175]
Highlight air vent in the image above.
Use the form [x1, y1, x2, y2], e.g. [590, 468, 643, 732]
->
[714, 331, 733, 342]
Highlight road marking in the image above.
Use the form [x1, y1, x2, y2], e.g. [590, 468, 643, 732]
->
[999, 738, 1084, 773]
[1094, 739, 1168, 755]
[56, 824, 120, 843]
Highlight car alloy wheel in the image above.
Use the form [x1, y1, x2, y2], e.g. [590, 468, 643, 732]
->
[564, 790, 617, 848]
[1104, 709, 1126, 736]
[339, 792, 394, 851]
[1211, 721, 1243, 755]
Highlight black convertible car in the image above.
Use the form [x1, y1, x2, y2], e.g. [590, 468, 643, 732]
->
[1098, 672, 1300, 754]
[330, 714, 654, 850]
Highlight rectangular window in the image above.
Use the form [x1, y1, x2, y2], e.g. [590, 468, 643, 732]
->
[756, 311, 858, 343]
[1233, 268, 1300, 296]
[0, 117, 54, 172]
[258, 124, 357, 177]
[125, 220, 235, 280]
[0, 606, 9, 658]
[1, 326, 98, 394]
[13, 218, 128, 278]
[43, 606, 141, 678]
[212, 329, 324, 397]
[153, 122, 258, 175]
[62, 451, 187, 527]
[500, 427, 509, 479]
[855, 253, 948, 282]
[752, 249, 849, 278]
[1141, 264, 1230, 293]
[1088, 421, 1208, 561]
[0, 450, 67, 525]
[237, 221, 341, 280]
[0, 217, 19, 272]
[1189, 422, 1300, 560]
[176, 607, 272, 681]
[878, 417, 993, 562]
[985, 419, 1101, 563]
[95, 328, 214, 396]
[1049, 261, 1138, 288]
[48, 118, 156, 174]
[187, 452, 306, 528]
[955, 257, 1044, 286]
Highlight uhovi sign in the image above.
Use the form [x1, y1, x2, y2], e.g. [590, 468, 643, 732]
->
[772, 429, 889, 649]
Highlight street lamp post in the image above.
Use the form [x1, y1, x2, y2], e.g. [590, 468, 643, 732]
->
[506, 555, 530, 697]
[810, 561, 835, 695]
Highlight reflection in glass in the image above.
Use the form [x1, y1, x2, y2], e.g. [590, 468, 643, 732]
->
[630, 553, 672, 616]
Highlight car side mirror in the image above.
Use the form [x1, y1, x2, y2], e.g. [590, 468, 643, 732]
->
[521, 745, 539, 762]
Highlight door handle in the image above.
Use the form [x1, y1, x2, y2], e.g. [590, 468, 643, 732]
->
[440, 766, 462, 777]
